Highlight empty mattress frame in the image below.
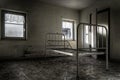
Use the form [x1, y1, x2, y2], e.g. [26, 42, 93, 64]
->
[45, 23, 109, 79]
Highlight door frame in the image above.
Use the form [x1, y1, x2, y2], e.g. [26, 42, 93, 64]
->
[96, 8, 110, 59]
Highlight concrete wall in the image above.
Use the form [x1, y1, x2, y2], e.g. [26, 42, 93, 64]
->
[0, 0, 79, 58]
[79, 0, 120, 61]
[28, 1, 79, 49]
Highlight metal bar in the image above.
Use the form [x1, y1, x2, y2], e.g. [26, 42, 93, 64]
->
[106, 28, 109, 70]
[45, 33, 47, 55]
[97, 27, 99, 48]
[45, 33, 50, 56]
[57, 34, 58, 46]
[76, 22, 80, 80]
[83, 24, 84, 48]
[66, 40, 72, 49]
[102, 27, 104, 48]
[61, 35, 62, 48]
[89, 13, 92, 51]
[64, 34, 65, 50]
[89, 25, 92, 51]
[55, 34, 56, 46]
[96, 9, 98, 49]
[78, 48, 107, 49]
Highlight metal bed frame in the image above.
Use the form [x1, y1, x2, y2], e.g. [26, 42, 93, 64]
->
[76, 23, 108, 80]
[45, 23, 108, 80]
[45, 33, 72, 49]
[45, 33, 73, 56]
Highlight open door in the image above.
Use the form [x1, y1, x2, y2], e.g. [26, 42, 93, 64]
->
[96, 8, 110, 59]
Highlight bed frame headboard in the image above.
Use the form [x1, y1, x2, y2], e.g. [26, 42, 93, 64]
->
[45, 33, 72, 50]
[76, 23, 109, 79]
[77, 23, 108, 50]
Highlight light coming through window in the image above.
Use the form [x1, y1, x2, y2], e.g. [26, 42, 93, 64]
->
[62, 20, 74, 40]
[1, 10, 26, 40]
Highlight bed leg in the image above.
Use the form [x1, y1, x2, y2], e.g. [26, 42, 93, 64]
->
[106, 49, 109, 70]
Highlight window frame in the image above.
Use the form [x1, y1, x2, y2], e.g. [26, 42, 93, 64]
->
[62, 19, 75, 41]
[1, 10, 27, 40]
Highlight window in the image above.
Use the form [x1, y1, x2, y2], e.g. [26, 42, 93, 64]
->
[62, 20, 74, 40]
[84, 25, 89, 44]
[1, 10, 26, 40]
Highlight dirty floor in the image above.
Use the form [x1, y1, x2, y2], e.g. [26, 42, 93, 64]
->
[0, 55, 120, 80]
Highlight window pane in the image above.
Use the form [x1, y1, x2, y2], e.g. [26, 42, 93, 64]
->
[5, 13, 25, 37]
[62, 21, 73, 40]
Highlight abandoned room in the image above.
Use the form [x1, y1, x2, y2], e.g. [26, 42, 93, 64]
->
[0, 0, 120, 80]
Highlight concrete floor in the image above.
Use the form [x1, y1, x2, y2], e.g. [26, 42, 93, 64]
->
[0, 55, 120, 80]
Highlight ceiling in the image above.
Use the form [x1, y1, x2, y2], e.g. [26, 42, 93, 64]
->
[38, 0, 97, 10]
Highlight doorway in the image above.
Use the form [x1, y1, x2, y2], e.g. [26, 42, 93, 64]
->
[96, 8, 110, 59]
